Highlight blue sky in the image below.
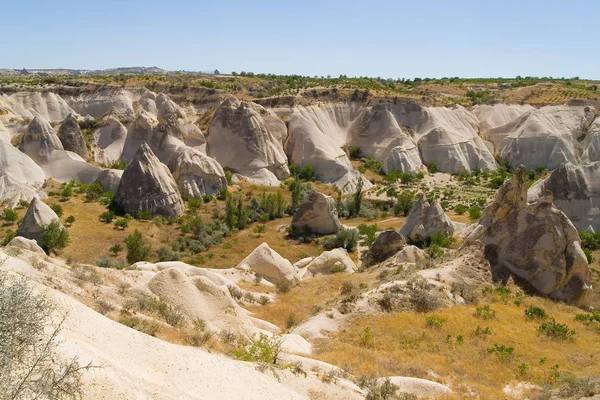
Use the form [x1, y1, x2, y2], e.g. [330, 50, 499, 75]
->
[2, 0, 598, 79]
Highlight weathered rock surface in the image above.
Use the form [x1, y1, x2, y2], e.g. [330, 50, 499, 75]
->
[167, 146, 227, 197]
[16, 197, 63, 247]
[116, 142, 185, 218]
[392, 245, 428, 264]
[286, 114, 373, 193]
[148, 268, 255, 338]
[20, 116, 64, 163]
[528, 162, 600, 232]
[464, 166, 592, 306]
[0, 139, 45, 205]
[92, 168, 123, 194]
[7, 236, 45, 254]
[291, 191, 341, 234]
[399, 195, 455, 241]
[304, 248, 357, 276]
[236, 243, 299, 282]
[93, 114, 128, 165]
[363, 230, 407, 266]
[418, 127, 496, 174]
[207, 99, 289, 185]
[57, 113, 89, 159]
[498, 106, 593, 170]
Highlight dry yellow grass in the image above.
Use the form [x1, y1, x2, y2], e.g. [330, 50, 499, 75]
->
[314, 291, 600, 398]
[247, 272, 377, 330]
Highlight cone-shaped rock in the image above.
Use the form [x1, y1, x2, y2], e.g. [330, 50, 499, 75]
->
[464, 166, 592, 306]
[16, 197, 63, 247]
[399, 195, 454, 241]
[116, 142, 185, 217]
[291, 191, 341, 234]
[167, 146, 227, 198]
[20, 116, 63, 163]
[363, 230, 407, 266]
[57, 113, 89, 159]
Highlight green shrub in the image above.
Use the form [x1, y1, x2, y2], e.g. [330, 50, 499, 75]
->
[525, 305, 548, 320]
[2, 208, 18, 224]
[114, 218, 129, 230]
[298, 165, 315, 181]
[64, 215, 75, 225]
[471, 326, 492, 337]
[425, 316, 446, 328]
[157, 246, 181, 262]
[99, 211, 115, 223]
[232, 333, 282, 364]
[357, 223, 378, 246]
[42, 219, 69, 253]
[85, 183, 104, 202]
[538, 319, 575, 340]
[454, 204, 468, 215]
[323, 228, 359, 252]
[109, 244, 123, 255]
[487, 344, 514, 361]
[50, 204, 63, 217]
[427, 162, 439, 174]
[124, 229, 150, 264]
[475, 305, 496, 320]
[2, 229, 16, 246]
[468, 205, 482, 220]
[224, 170, 233, 185]
[136, 210, 153, 221]
[393, 190, 415, 216]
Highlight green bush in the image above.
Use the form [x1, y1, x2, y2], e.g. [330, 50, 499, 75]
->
[454, 204, 468, 215]
[525, 305, 547, 320]
[487, 344, 514, 361]
[393, 190, 415, 216]
[109, 244, 123, 255]
[427, 162, 439, 174]
[468, 205, 482, 220]
[425, 316, 446, 328]
[99, 211, 115, 223]
[42, 219, 69, 253]
[114, 218, 129, 230]
[323, 228, 359, 252]
[50, 204, 63, 217]
[224, 170, 233, 185]
[475, 305, 496, 320]
[538, 319, 575, 340]
[357, 223, 378, 246]
[64, 215, 75, 225]
[124, 229, 150, 264]
[298, 165, 315, 181]
[232, 333, 283, 364]
[157, 246, 182, 262]
[85, 183, 104, 202]
[2, 208, 18, 224]
[136, 210, 153, 221]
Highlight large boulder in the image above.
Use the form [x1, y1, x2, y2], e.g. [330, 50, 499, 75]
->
[363, 230, 407, 266]
[93, 114, 128, 165]
[304, 248, 357, 276]
[236, 243, 299, 283]
[92, 168, 123, 194]
[399, 195, 454, 241]
[291, 191, 341, 234]
[464, 166, 592, 306]
[116, 142, 185, 218]
[207, 99, 289, 185]
[6, 236, 45, 254]
[0, 139, 45, 205]
[57, 113, 89, 159]
[16, 197, 63, 247]
[167, 146, 227, 198]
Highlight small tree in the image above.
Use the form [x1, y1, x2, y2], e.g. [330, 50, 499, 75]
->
[0, 273, 91, 399]
[64, 215, 76, 226]
[110, 244, 123, 255]
[114, 218, 129, 230]
[42, 219, 69, 254]
[2, 208, 18, 224]
[99, 211, 115, 223]
[253, 224, 266, 237]
[124, 229, 150, 264]
[298, 165, 315, 181]
[394, 190, 415, 216]
[349, 179, 364, 218]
